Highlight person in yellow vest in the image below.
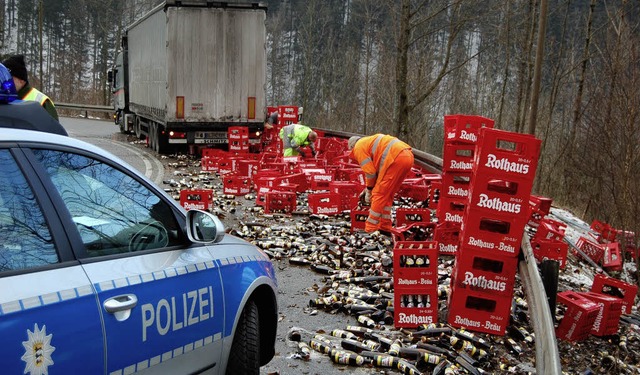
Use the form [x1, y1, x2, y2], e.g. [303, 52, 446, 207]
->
[2, 54, 58, 120]
[279, 123, 318, 157]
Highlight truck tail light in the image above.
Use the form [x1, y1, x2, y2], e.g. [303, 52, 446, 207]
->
[248, 97, 256, 119]
[169, 131, 186, 139]
[176, 96, 185, 119]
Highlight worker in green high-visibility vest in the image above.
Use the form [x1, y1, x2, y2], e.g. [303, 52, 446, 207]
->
[279, 123, 318, 157]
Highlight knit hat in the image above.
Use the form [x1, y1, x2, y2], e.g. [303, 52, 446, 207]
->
[348, 136, 361, 150]
[2, 55, 28, 82]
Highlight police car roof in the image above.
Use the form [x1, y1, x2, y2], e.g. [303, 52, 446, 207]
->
[0, 101, 68, 136]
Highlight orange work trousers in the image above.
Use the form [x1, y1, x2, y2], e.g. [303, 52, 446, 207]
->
[365, 149, 414, 233]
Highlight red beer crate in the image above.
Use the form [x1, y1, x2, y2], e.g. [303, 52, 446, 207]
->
[441, 172, 472, 199]
[222, 175, 252, 196]
[397, 183, 430, 202]
[237, 159, 259, 178]
[437, 196, 466, 226]
[228, 126, 249, 140]
[602, 243, 622, 271]
[393, 241, 438, 289]
[434, 222, 460, 255]
[393, 222, 436, 242]
[531, 239, 568, 269]
[576, 236, 605, 263]
[530, 194, 553, 216]
[201, 156, 218, 172]
[460, 208, 528, 257]
[580, 292, 623, 337]
[532, 218, 566, 243]
[556, 291, 600, 342]
[442, 143, 476, 173]
[308, 193, 342, 216]
[264, 191, 296, 214]
[591, 274, 638, 315]
[277, 105, 300, 125]
[310, 173, 334, 190]
[229, 137, 249, 152]
[452, 248, 518, 297]
[447, 286, 512, 335]
[350, 206, 369, 232]
[474, 128, 542, 181]
[394, 288, 438, 328]
[395, 208, 431, 228]
[279, 172, 308, 192]
[444, 114, 495, 145]
[330, 181, 362, 211]
[179, 189, 213, 211]
[467, 173, 533, 219]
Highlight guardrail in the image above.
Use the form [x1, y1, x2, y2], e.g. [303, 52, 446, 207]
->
[56, 102, 113, 118]
[319, 127, 561, 375]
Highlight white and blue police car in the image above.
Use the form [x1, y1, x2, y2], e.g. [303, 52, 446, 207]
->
[0, 63, 278, 374]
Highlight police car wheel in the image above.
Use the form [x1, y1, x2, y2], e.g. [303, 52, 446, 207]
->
[226, 299, 260, 374]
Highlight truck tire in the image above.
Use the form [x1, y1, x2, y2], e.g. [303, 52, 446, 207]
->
[226, 299, 260, 375]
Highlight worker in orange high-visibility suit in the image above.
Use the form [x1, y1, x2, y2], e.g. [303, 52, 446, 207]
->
[348, 134, 414, 235]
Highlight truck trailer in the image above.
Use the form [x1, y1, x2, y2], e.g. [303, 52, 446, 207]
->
[109, 0, 267, 153]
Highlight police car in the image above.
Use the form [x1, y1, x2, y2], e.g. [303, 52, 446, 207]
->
[0, 68, 278, 374]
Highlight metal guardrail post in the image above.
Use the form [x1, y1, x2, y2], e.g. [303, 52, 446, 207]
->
[520, 233, 562, 374]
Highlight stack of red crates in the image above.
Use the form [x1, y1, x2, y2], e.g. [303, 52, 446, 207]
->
[436, 115, 494, 255]
[393, 241, 439, 328]
[448, 127, 541, 336]
[228, 126, 249, 152]
[556, 291, 601, 341]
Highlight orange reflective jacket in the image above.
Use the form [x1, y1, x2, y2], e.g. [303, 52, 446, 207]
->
[349, 134, 412, 188]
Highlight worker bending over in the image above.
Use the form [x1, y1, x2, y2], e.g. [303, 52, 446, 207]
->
[348, 134, 414, 235]
[279, 123, 318, 157]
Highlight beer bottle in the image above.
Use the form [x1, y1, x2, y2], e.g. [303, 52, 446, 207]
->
[357, 315, 377, 329]
[388, 339, 403, 356]
[331, 329, 358, 340]
[340, 338, 369, 353]
[297, 341, 311, 360]
[396, 359, 422, 375]
[329, 348, 369, 366]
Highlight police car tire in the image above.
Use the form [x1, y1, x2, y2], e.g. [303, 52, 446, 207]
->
[226, 299, 260, 374]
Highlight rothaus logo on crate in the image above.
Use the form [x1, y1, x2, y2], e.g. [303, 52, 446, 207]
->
[448, 185, 469, 197]
[183, 202, 207, 211]
[447, 130, 478, 143]
[483, 154, 531, 175]
[445, 212, 464, 224]
[475, 194, 523, 214]
[462, 272, 508, 292]
[464, 235, 519, 255]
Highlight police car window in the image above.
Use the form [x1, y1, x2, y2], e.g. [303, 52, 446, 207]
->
[0, 150, 58, 272]
[33, 150, 181, 257]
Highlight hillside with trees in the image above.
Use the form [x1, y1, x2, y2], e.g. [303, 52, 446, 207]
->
[1, 0, 639, 245]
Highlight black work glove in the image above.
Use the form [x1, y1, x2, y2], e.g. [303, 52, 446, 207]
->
[298, 150, 307, 158]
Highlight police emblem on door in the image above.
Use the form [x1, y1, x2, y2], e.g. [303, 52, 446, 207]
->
[21, 324, 55, 375]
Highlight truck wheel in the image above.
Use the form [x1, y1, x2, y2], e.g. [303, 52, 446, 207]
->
[225, 299, 260, 375]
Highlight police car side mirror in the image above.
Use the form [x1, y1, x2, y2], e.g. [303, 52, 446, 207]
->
[186, 210, 225, 244]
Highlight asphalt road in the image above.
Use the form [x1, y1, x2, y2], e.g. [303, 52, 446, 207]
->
[57, 116, 375, 375]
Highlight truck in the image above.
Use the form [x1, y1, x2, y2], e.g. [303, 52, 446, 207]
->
[108, 0, 267, 154]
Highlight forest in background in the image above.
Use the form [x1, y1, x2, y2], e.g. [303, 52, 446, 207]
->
[0, 0, 639, 249]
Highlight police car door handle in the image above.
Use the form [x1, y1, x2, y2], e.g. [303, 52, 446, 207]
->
[104, 294, 138, 322]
